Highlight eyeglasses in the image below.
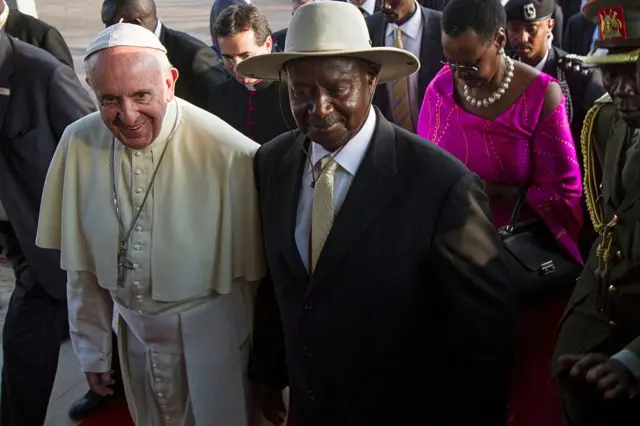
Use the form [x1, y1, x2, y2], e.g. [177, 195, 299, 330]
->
[440, 61, 480, 73]
[222, 51, 259, 66]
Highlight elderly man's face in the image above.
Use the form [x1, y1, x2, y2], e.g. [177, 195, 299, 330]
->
[88, 47, 178, 149]
[601, 60, 640, 128]
[287, 57, 378, 151]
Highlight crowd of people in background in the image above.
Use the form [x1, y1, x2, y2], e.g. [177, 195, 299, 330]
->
[0, 0, 639, 425]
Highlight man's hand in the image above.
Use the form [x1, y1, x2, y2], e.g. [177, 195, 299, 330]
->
[85, 371, 115, 397]
[254, 384, 286, 425]
[558, 353, 637, 399]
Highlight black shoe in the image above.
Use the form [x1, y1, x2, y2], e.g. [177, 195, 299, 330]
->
[67, 389, 117, 421]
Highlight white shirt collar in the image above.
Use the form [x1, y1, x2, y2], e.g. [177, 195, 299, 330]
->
[349, 0, 376, 16]
[385, 2, 422, 40]
[534, 48, 550, 71]
[310, 107, 377, 176]
[0, 2, 10, 30]
[154, 21, 163, 39]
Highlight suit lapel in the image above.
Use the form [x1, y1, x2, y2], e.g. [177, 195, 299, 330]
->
[272, 133, 310, 285]
[309, 111, 400, 288]
[0, 35, 15, 134]
[602, 119, 627, 208]
[418, 8, 440, 97]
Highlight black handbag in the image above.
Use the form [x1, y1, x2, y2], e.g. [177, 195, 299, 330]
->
[498, 188, 583, 305]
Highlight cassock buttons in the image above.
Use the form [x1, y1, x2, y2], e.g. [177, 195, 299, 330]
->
[134, 169, 142, 175]
[135, 225, 143, 232]
[136, 187, 143, 194]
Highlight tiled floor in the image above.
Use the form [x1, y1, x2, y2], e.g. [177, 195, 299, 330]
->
[0, 0, 290, 424]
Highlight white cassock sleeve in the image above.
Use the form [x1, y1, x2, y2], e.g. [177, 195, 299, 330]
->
[67, 270, 114, 373]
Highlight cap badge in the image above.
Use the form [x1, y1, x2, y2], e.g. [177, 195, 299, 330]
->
[523, 3, 537, 20]
[598, 7, 627, 40]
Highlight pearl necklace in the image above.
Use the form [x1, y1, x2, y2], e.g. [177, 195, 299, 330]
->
[464, 55, 515, 108]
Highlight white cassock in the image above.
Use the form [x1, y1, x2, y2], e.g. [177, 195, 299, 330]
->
[36, 98, 267, 426]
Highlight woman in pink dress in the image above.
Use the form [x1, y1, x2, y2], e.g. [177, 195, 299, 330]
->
[417, 0, 583, 425]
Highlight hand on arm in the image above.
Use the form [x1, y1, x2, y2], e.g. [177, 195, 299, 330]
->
[558, 353, 638, 400]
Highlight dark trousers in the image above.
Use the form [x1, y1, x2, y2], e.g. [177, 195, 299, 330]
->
[557, 370, 640, 426]
[1, 280, 68, 426]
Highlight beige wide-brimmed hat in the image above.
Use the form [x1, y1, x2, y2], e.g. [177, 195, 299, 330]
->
[235, 1, 420, 83]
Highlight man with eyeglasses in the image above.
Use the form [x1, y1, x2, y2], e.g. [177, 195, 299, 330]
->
[209, 4, 295, 144]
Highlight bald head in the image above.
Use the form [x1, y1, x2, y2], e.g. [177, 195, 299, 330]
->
[101, 0, 158, 31]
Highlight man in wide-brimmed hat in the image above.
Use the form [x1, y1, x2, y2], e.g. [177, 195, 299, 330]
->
[554, 0, 640, 424]
[238, 2, 516, 425]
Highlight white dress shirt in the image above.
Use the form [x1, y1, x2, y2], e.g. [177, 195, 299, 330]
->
[348, 0, 376, 16]
[534, 48, 550, 71]
[385, 4, 423, 128]
[154, 21, 163, 38]
[295, 107, 377, 270]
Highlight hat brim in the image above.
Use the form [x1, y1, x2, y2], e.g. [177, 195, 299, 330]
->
[584, 47, 640, 64]
[235, 48, 420, 84]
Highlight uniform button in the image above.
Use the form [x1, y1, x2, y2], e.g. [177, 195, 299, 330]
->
[599, 183, 603, 190]
[608, 285, 617, 294]
[609, 320, 617, 328]
[612, 215, 619, 225]
[307, 390, 316, 401]
[616, 250, 623, 260]
[304, 301, 314, 311]
[134, 169, 142, 175]
[303, 346, 313, 357]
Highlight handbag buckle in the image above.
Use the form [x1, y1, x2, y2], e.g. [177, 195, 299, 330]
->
[540, 261, 556, 276]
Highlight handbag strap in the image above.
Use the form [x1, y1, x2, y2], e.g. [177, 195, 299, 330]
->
[505, 187, 529, 232]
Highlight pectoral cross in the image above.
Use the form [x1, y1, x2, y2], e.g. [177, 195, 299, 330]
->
[117, 239, 134, 287]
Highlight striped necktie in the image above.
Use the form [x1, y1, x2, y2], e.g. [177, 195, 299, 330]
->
[390, 28, 414, 132]
[310, 156, 339, 272]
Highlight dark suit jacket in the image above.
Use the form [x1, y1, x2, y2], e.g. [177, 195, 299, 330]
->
[335, 0, 381, 15]
[417, 0, 449, 10]
[0, 33, 95, 300]
[250, 109, 516, 425]
[366, 8, 444, 124]
[272, 28, 287, 53]
[4, 8, 73, 69]
[563, 12, 596, 56]
[557, 0, 583, 30]
[552, 4, 564, 49]
[159, 25, 226, 111]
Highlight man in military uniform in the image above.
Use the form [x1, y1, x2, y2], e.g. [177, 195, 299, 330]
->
[553, 1, 640, 425]
[505, 0, 606, 171]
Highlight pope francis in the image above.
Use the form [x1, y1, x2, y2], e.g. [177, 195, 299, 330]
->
[36, 24, 266, 426]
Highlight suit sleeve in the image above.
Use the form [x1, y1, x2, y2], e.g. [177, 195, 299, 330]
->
[432, 172, 516, 425]
[47, 64, 96, 142]
[247, 147, 289, 389]
[67, 271, 114, 373]
[552, 5, 564, 48]
[41, 27, 74, 69]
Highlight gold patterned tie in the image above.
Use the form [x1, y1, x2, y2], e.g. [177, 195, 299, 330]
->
[310, 156, 339, 273]
[391, 28, 414, 132]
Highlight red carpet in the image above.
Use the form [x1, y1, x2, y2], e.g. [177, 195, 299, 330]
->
[78, 399, 134, 426]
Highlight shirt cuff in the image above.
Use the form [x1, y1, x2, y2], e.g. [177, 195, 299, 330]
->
[611, 349, 640, 380]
